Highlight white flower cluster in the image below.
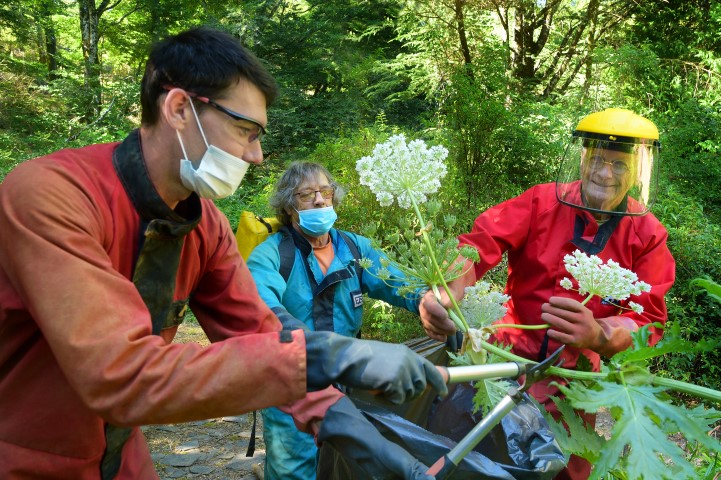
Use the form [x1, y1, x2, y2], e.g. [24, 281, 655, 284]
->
[560, 250, 651, 310]
[356, 134, 448, 209]
[459, 281, 511, 328]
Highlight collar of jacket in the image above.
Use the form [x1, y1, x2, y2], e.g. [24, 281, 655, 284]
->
[112, 129, 201, 236]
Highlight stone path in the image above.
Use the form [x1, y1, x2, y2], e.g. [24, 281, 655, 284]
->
[144, 413, 265, 480]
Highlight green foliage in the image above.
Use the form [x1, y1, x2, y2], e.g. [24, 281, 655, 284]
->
[561, 382, 721, 479]
[545, 397, 606, 465]
[652, 182, 721, 391]
[659, 100, 721, 224]
[440, 66, 567, 209]
[546, 325, 721, 479]
[691, 276, 721, 304]
[361, 298, 424, 343]
[465, 349, 515, 416]
[231, 0, 424, 155]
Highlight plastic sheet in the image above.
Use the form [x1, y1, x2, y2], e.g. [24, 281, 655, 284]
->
[317, 337, 565, 479]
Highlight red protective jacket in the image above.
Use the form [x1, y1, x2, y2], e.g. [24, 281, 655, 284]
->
[0, 132, 335, 478]
[459, 182, 675, 388]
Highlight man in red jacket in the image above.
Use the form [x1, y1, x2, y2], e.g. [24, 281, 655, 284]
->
[0, 27, 445, 479]
[420, 108, 675, 479]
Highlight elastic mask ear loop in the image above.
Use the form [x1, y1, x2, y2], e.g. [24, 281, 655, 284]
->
[176, 130, 190, 160]
[187, 99, 210, 148]
[176, 95, 210, 165]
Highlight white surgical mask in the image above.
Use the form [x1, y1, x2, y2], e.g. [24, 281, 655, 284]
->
[177, 99, 250, 199]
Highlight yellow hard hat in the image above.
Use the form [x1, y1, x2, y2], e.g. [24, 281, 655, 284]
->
[574, 108, 659, 145]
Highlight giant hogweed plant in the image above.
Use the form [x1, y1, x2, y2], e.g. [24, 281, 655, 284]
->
[355, 135, 721, 479]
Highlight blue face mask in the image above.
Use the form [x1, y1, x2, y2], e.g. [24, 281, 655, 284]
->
[296, 206, 337, 236]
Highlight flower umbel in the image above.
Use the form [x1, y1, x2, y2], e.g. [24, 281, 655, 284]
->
[356, 135, 473, 332]
[356, 134, 449, 209]
[560, 249, 651, 311]
[459, 281, 510, 329]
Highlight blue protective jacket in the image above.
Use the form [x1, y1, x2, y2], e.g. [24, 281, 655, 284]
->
[247, 227, 419, 480]
[247, 227, 419, 337]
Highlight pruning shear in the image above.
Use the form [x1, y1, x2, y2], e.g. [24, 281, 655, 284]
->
[426, 345, 566, 479]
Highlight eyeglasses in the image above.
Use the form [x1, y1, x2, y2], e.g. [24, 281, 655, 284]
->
[163, 86, 266, 143]
[587, 156, 630, 175]
[294, 187, 335, 202]
[192, 95, 266, 143]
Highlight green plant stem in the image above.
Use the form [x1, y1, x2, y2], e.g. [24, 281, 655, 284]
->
[409, 195, 469, 332]
[432, 284, 467, 332]
[477, 337, 602, 381]
[653, 376, 721, 404]
[477, 337, 721, 401]
[493, 323, 550, 330]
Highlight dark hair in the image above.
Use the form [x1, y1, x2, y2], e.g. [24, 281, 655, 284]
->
[269, 162, 346, 227]
[140, 27, 279, 126]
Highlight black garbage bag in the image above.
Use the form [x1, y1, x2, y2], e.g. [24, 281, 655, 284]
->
[317, 337, 565, 479]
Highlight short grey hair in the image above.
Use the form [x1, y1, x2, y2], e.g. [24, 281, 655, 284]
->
[269, 161, 346, 227]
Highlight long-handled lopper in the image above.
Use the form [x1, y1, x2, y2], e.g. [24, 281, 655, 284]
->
[426, 345, 566, 479]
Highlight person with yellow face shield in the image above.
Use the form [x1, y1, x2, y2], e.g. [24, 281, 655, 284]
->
[419, 108, 675, 479]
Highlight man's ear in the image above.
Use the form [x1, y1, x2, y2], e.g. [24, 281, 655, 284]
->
[161, 88, 192, 131]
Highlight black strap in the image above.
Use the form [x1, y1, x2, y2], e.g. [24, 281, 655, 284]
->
[245, 410, 257, 457]
[538, 330, 550, 362]
[277, 227, 362, 284]
[256, 215, 274, 234]
[278, 230, 296, 282]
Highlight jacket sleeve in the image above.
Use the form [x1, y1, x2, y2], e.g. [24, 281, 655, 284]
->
[351, 233, 421, 314]
[246, 234, 290, 312]
[0, 162, 307, 426]
[278, 387, 345, 440]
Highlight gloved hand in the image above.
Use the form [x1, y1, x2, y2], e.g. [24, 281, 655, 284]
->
[318, 396, 434, 480]
[305, 331, 448, 404]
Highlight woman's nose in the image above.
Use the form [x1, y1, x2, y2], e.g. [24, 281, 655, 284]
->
[313, 192, 325, 206]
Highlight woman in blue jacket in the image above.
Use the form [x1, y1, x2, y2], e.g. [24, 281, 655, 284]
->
[247, 161, 420, 480]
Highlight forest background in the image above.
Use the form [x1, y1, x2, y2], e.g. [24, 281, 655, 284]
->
[2, 0, 721, 408]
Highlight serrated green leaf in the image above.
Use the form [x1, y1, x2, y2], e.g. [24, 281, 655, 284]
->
[447, 350, 473, 366]
[545, 395, 606, 462]
[472, 377, 513, 415]
[558, 379, 721, 479]
[612, 322, 715, 365]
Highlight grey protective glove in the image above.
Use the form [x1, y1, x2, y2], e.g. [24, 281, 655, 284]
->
[305, 331, 448, 405]
[319, 396, 434, 480]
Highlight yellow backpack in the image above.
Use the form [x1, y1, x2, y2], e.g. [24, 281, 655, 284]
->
[235, 211, 282, 261]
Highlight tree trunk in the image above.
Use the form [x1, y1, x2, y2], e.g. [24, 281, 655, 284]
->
[78, 0, 103, 117]
[454, 0, 474, 75]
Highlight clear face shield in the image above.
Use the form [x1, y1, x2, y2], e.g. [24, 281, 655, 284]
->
[555, 135, 660, 216]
